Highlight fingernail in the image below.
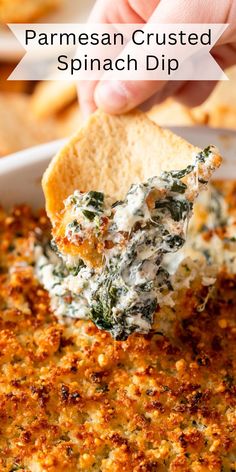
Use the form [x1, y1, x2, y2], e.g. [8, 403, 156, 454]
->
[95, 81, 128, 113]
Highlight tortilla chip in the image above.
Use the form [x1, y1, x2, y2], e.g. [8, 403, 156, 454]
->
[31, 81, 77, 119]
[148, 98, 196, 126]
[56, 103, 82, 136]
[191, 104, 236, 129]
[0, 0, 62, 23]
[189, 66, 236, 128]
[147, 66, 236, 129]
[0, 93, 60, 157]
[43, 109, 203, 224]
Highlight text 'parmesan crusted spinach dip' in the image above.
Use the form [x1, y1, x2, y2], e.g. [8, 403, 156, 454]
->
[36, 146, 221, 340]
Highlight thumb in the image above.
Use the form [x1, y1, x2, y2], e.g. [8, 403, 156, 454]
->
[94, 79, 166, 114]
[94, 0, 232, 114]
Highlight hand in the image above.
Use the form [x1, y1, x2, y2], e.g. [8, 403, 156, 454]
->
[78, 0, 236, 119]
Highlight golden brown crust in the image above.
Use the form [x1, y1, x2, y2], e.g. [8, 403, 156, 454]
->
[0, 200, 235, 471]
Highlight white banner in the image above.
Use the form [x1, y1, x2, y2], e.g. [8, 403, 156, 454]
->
[8, 23, 228, 81]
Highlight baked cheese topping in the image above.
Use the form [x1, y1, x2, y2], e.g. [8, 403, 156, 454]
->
[187, 180, 236, 274]
[38, 147, 221, 340]
[0, 203, 235, 471]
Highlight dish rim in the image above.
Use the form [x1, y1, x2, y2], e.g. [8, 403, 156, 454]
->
[0, 125, 236, 173]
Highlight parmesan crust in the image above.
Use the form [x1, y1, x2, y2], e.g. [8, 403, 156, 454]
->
[0, 202, 235, 471]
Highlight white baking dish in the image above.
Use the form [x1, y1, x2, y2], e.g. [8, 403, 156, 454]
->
[0, 127, 235, 209]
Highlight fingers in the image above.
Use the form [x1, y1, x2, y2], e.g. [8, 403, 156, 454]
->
[174, 81, 218, 107]
[79, 0, 235, 118]
[90, 0, 159, 23]
[126, 0, 160, 22]
[94, 80, 166, 114]
[149, 0, 230, 24]
[212, 44, 236, 70]
[91, 0, 224, 115]
[139, 81, 185, 111]
[78, 0, 160, 119]
[77, 80, 98, 120]
[174, 42, 236, 107]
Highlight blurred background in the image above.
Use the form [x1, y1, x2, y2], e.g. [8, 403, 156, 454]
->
[0, 0, 236, 157]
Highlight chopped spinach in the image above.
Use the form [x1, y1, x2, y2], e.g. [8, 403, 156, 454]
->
[69, 260, 85, 276]
[52, 265, 68, 278]
[84, 191, 104, 210]
[170, 180, 187, 194]
[112, 200, 124, 208]
[67, 190, 105, 222]
[82, 209, 97, 221]
[196, 146, 212, 162]
[44, 146, 218, 340]
[164, 234, 185, 251]
[167, 165, 194, 180]
[67, 219, 81, 232]
[155, 197, 191, 222]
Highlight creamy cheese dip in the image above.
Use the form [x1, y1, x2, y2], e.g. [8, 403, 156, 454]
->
[37, 146, 221, 340]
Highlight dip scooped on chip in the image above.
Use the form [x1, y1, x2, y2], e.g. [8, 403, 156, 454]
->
[41, 110, 221, 340]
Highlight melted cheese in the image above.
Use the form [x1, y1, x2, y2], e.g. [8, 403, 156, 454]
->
[0, 203, 235, 471]
[38, 147, 222, 340]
